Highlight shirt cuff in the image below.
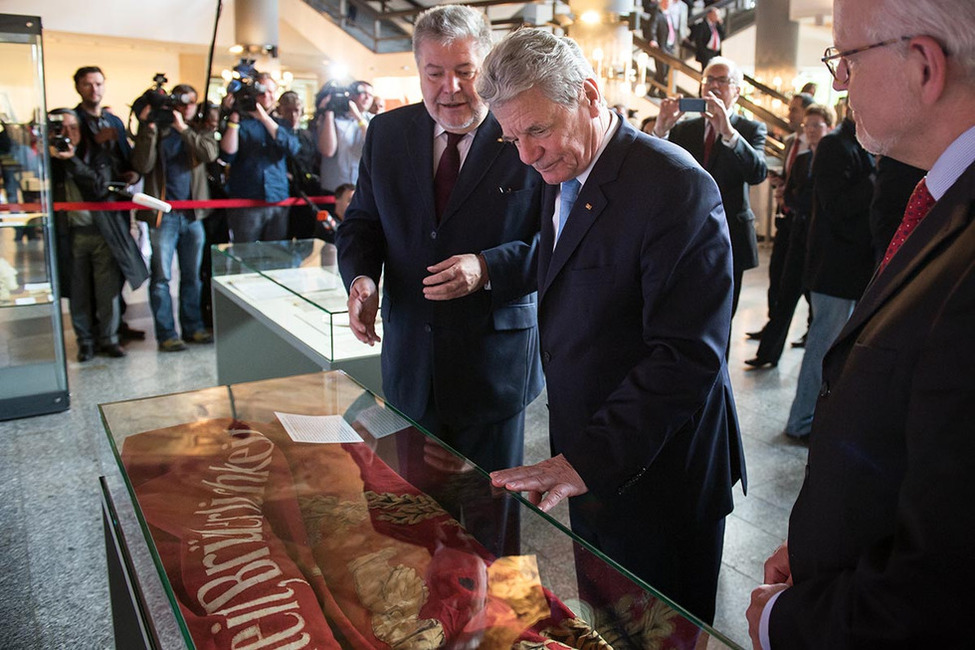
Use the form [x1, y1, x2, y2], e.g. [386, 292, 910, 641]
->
[721, 130, 740, 147]
[760, 588, 785, 650]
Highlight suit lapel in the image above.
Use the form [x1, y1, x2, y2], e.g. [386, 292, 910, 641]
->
[540, 119, 637, 293]
[835, 161, 975, 344]
[439, 113, 506, 225]
[406, 109, 437, 222]
[537, 184, 557, 298]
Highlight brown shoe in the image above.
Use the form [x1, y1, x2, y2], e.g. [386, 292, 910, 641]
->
[183, 330, 213, 344]
[158, 338, 188, 352]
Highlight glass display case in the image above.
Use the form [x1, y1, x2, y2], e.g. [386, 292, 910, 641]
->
[210, 239, 382, 394]
[0, 14, 69, 420]
[100, 370, 743, 650]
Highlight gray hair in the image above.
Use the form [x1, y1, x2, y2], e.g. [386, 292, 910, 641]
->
[703, 56, 744, 88]
[861, 0, 975, 81]
[477, 28, 594, 108]
[412, 5, 492, 61]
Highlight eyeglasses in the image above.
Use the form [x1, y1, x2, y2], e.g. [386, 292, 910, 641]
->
[821, 36, 913, 83]
[703, 75, 735, 87]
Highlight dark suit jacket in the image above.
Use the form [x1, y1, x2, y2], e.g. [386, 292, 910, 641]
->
[336, 103, 544, 428]
[691, 19, 724, 66]
[803, 119, 875, 299]
[538, 118, 746, 528]
[869, 156, 925, 264]
[668, 114, 768, 271]
[771, 159, 975, 648]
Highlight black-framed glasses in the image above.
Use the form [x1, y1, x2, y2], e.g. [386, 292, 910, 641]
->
[821, 36, 913, 83]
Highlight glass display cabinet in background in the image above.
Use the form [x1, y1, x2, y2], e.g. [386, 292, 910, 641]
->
[211, 239, 382, 396]
[0, 14, 69, 420]
[100, 370, 744, 650]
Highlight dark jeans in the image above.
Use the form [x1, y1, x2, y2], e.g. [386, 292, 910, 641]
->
[149, 211, 205, 342]
[227, 205, 289, 243]
[69, 228, 121, 347]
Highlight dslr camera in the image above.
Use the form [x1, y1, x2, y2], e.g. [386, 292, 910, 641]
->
[47, 114, 72, 152]
[226, 59, 266, 114]
[132, 73, 194, 127]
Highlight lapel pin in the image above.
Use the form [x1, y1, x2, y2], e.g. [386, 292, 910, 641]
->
[585, 203, 592, 210]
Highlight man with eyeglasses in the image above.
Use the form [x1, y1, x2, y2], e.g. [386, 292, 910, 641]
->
[747, 0, 975, 647]
[653, 56, 768, 318]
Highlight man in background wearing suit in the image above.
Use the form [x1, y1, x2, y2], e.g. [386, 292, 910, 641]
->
[653, 56, 768, 316]
[482, 28, 746, 625]
[336, 5, 543, 557]
[748, 0, 975, 646]
[691, 8, 725, 70]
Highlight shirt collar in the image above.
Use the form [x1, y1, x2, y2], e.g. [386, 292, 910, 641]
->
[571, 110, 619, 189]
[926, 124, 975, 200]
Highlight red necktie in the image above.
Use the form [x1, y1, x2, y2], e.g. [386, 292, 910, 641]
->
[709, 23, 720, 51]
[703, 125, 717, 166]
[434, 132, 463, 222]
[878, 178, 936, 273]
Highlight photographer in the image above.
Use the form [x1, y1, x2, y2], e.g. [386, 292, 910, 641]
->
[315, 80, 373, 193]
[49, 108, 148, 362]
[131, 83, 218, 352]
[275, 91, 320, 239]
[219, 72, 300, 242]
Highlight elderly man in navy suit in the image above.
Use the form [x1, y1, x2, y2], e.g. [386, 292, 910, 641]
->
[747, 0, 975, 647]
[482, 28, 746, 625]
[653, 56, 768, 316]
[336, 5, 543, 558]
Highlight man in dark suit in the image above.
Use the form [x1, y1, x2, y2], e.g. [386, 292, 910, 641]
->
[336, 5, 543, 557]
[747, 0, 975, 646]
[690, 8, 725, 70]
[783, 113, 874, 437]
[481, 28, 746, 625]
[653, 56, 768, 315]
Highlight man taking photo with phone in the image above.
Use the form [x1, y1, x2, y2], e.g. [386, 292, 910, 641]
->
[652, 56, 768, 318]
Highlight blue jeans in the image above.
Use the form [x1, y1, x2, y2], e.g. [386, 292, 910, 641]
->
[149, 211, 205, 342]
[785, 291, 856, 436]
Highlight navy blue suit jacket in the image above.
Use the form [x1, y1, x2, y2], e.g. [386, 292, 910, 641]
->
[668, 114, 768, 271]
[337, 103, 544, 427]
[538, 118, 746, 526]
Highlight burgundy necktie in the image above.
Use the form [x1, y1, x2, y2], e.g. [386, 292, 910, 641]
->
[434, 132, 463, 222]
[878, 177, 936, 273]
[703, 125, 717, 166]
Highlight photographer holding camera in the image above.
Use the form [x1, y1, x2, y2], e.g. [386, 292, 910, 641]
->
[315, 79, 374, 193]
[131, 83, 218, 352]
[219, 71, 300, 242]
[49, 108, 149, 362]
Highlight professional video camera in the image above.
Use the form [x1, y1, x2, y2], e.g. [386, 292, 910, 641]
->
[315, 80, 356, 116]
[47, 114, 72, 152]
[131, 73, 194, 127]
[226, 59, 266, 114]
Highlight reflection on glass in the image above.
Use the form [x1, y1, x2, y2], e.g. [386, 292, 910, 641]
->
[101, 371, 742, 649]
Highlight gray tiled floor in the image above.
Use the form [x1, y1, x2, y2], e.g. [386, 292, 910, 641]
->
[0, 246, 810, 649]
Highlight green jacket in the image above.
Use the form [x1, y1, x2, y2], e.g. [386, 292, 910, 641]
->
[131, 121, 218, 224]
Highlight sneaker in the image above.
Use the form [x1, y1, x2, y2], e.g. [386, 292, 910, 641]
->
[159, 338, 188, 352]
[183, 330, 213, 344]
